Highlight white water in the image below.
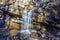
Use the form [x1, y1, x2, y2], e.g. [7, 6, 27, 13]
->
[20, 8, 35, 34]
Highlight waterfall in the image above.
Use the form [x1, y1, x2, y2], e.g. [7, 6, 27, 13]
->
[19, 8, 35, 34]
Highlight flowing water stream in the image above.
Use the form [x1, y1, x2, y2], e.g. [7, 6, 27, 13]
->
[18, 8, 35, 40]
[20, 8, 35, 34]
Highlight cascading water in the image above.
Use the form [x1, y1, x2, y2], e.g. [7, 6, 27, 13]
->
[18, 8, 35, 40]
[20, 8, 34, 34]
